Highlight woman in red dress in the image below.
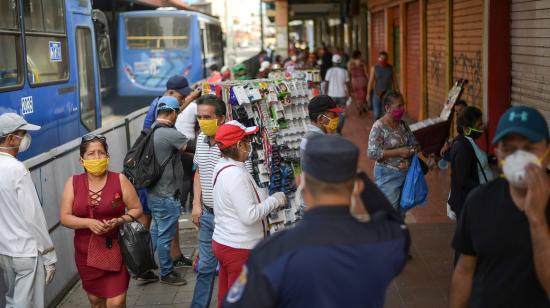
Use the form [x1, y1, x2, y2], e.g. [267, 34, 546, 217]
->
[347, 50, 369, 113]
[60, 134, 142, 308]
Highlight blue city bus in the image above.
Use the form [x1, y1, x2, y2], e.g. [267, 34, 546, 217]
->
[0, 0, 104, 160]
[117, 9, 223, 97]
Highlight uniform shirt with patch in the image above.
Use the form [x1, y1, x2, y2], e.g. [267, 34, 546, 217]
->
[453, 177, 550, 308]
[223, 205, 409, 308]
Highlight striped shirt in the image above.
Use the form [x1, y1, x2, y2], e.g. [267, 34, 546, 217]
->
[194, 133, 222, 209]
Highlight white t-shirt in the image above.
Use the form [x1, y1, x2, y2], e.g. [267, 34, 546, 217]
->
[325, 67, 349, 98]
[175, 102, 197, 140]
[212, 157, 279, 249]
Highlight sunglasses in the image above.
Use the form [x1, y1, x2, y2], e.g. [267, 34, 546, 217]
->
[82, 133, 106, 143]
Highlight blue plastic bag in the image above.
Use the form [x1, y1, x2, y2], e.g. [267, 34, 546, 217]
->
[400, 155, 428, 210]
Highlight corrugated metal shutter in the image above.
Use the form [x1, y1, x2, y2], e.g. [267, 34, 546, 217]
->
[453, 0, 484, 109]
[371, 11, 385, 67]
[426, 0, 447, 118]
[406, 1, 421, 120]
[510, 0, 550, 124]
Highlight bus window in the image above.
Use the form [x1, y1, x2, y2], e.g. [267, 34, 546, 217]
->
[23, 0, 68, 85]
[126, 16, 190, 49]
[0, 0, 22, 89]
[76, 28, 97, 131]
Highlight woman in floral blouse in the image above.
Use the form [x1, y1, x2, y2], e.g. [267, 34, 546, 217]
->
[367, 90, 418, 213]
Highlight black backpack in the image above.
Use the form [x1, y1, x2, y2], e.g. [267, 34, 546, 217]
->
[123, 124, 173, 189]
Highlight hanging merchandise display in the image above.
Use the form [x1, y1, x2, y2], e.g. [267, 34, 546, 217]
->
[206, 70, 320, 233]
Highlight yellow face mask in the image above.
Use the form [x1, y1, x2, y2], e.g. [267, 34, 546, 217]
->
[198, 119, 219, 136]
[322, 115, 339, 133]
[82, 158, 109, 176]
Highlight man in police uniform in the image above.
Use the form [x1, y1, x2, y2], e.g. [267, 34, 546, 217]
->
[223, 135, 410, 308]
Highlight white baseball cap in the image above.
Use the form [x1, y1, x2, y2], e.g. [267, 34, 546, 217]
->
[0, 113, 40, 136]
[332, 54, 342, 64]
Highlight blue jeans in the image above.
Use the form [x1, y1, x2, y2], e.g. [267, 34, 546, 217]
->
[374, 164, 407, 214]
[147, 194, 181, 277]
[191, 210, 217, 308]
[373, 94, 383, 120]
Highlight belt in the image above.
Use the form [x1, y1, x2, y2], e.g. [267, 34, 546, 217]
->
[203, 206, 214, 214]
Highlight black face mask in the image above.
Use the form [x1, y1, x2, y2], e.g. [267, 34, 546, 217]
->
[468, 130, 483, 140]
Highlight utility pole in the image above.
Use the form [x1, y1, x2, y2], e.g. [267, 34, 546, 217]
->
[260, 0, 264, 50]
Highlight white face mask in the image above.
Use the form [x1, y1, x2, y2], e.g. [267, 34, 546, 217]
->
[0, 133, 31, 153]
[501, 149, 545, 188]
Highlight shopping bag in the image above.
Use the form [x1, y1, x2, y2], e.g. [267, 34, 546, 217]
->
[400, 155, 429, 210]
[119, 221, 158, 276]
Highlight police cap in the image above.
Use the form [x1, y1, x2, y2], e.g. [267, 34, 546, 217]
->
[303, 135, 359, 183]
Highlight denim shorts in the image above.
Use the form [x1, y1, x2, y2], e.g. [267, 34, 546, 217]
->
[374, 163, 407, 211]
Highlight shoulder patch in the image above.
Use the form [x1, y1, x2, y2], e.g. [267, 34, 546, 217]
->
[226, 265, 248, 303]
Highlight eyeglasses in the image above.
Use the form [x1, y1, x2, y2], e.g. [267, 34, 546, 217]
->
[82, 133, 106, 143]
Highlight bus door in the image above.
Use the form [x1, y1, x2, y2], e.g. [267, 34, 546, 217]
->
[75, 27, 99, 133]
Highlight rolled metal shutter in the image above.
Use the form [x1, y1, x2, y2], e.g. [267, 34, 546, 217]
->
[426, 0, 447, 118]
[510, 0, 550, 124]
[453, 0, 484, 109]
[406, 1, 421, 120]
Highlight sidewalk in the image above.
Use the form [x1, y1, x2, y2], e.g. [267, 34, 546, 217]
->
[57, 216, 215, 308]
[58, 106, 455, 308]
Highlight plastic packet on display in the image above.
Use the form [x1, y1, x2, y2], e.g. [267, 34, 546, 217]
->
[233, 86, 250, 105]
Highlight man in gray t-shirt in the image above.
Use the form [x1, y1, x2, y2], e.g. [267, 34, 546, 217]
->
[367, 51, 397, 120]
[149, 126, 187, 198]
[146, 96, 189, 285]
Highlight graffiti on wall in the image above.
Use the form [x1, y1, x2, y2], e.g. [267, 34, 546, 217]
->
[429, 46, 442, 87]
[453, 50, 482, 106]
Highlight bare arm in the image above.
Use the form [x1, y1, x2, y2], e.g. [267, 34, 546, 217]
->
[191, 169, 203, 226]
[119, 174, 143, 221]
[525, 164, 550, 296]
[366, 66, 376, 99]
[450, 254, 477, 308]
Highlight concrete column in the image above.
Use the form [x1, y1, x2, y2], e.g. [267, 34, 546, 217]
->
[275, 0, 289, 58]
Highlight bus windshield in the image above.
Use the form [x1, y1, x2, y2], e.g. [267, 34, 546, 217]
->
[126, 16, 190, 49]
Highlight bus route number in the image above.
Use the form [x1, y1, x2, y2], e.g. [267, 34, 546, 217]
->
[21, 96, 34, 115]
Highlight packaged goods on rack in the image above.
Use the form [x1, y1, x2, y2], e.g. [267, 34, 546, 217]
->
[205, 72, 319, 233]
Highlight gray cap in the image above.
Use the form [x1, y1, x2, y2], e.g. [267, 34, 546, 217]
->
[0, 113, 41, 136]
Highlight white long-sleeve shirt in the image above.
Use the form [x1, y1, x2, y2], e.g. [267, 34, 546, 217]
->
[0, 152, 56, 265]
[212, 157, 279, 249]
[175, 102, 197, 140]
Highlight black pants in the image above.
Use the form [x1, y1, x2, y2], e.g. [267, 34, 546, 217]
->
[180, 153, 194, 210]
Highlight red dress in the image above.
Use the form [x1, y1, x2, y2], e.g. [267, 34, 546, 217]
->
[72, 171, 130, 298]
[350, 62, 368, 103]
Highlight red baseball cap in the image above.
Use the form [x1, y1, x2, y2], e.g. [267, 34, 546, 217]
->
[215, 120, 259, 150]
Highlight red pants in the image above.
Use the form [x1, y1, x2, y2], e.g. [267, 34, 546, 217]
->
[212, 240, 251, 308]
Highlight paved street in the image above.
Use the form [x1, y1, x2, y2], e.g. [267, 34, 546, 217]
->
[59, 104, 455, 308]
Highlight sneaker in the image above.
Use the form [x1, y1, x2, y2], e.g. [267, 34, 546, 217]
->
[134, 270, 159, 283]
[160, 271, 187, 286]
[173, 255, 193, 268]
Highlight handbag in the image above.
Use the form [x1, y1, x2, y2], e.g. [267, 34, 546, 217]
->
[400, 154, 429, 210]
[119, 217, 158, 276]
[84, 176, 123, 272]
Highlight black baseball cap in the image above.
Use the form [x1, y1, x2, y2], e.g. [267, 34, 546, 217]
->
[308, 95, 345, 115]
[166, 75, 192, 97]
[303, 134, 359, 183]
[492, 106, 549, 144]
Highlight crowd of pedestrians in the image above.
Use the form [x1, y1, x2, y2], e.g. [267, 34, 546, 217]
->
[0, 48, 549, 308]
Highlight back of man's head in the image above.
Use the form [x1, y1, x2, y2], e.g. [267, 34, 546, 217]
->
[301, 135, 360, 206]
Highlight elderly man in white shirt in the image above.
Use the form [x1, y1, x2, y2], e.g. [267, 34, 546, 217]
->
[0, 113, 57, 307]
[210, 120, 286, 306]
